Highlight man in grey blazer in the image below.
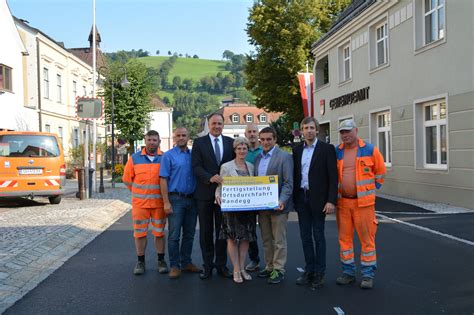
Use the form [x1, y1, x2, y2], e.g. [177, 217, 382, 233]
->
[254, 126, 294, 284]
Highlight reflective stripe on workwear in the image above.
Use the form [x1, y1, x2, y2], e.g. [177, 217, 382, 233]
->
[362, 250, 376, 257]
[133, 219, 150, 225]
[357, 190, 375, 198]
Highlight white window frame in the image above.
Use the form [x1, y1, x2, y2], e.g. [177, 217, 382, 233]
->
[73, 80, 77, 99]
[423, 0, 445, 45]
[259, 114, 267, 123]
[45, 124, 51, 133]
[375, 22, 388, 67]
[315, 54, 330, 89]
[422, 100, 447, 169]
[83, 85, 87, 97]
[73, 128, 79, 148]
[232, 114, 239, 123]
[246, 114, 253, 123]
[370, 109, 392, 167]
[58, 126, 64, 147]
[57, 74, 62, 103]
[342, 44, 351, 82]
[43, 68, 49, 99]
[0, 64, 12, 92]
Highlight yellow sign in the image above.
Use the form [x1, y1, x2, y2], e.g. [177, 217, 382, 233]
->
[221, 176, 279, 211]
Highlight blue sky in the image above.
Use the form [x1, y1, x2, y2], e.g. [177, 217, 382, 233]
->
[8, 0, 255, 60]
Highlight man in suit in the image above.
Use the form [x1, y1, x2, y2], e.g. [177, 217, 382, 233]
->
[293, 117, 338, 290]
[254, 126, 294, 284]
[192, 113, 235, 279]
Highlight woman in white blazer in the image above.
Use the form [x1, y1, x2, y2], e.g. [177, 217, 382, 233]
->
[216, 137, 256, 284]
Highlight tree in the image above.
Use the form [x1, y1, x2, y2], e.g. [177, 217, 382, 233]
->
[101, 59, 154, 151]
[168, 51, 172, 56]
[245, 0, 350, 125]
[222, 50, 235, 60]
[172, 76, 182, 90]
[156, 50, 160, 55]
[193, 54, 199, 59]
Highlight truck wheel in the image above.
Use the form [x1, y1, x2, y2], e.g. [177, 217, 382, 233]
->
[49, 195, 61, 204]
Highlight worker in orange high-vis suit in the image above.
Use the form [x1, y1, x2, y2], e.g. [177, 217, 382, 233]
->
[122, 130, 169, 275]
[335, 119, 386, 290]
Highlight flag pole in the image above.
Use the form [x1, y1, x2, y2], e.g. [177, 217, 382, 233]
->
[92, 0, 97, 193]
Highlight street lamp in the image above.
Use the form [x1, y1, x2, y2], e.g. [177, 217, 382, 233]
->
[97, 66, 130, 188]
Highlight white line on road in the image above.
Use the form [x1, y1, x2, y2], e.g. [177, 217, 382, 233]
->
[334, 306, 345, 315]
[377, 213, 474, 246]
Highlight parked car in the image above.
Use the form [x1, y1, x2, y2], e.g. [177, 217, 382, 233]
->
[0, 131, 66, 204]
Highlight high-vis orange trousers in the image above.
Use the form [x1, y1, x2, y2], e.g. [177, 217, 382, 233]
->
[336, 198, 378, 278]
[132, 207, 166, 238]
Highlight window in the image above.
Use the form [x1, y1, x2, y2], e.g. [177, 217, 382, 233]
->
[45, 124, 51, 133]
[376, 23, 388, 66]
[0, 64, 12, 92]
[58, 126, 63, 146]
[424, 0, 445, 45]
[339, 43, 351, 83]
[83, 86, 87, 97]
[315, 55, 329, 88]
[232, 114, 239, 123]
[375, 112, 391, 165]
[73, 80, 77, 99]
[73, 128, 79, 148]
[57, 74, 62, 103]
[259, 114, 267, 123]
[423, 100, 447, 167]
[246, 114, 253, 123]
[43, 68, 49, 99]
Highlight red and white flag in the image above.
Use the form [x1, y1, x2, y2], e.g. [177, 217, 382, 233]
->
[297, 72, 314, 117]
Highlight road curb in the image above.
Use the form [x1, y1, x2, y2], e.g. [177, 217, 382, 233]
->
[0, 200, 131, 314]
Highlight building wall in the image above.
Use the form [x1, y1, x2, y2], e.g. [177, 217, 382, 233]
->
[312, 0, 474, 208]
[15, 20, 106, 159]
[148, 109, 173, 152]
[0, 0, 29, 130]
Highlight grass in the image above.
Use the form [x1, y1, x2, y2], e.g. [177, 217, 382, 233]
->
[138, 56, 229, 81]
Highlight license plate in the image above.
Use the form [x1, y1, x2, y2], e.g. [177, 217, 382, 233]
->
[19, 169, 43, 175]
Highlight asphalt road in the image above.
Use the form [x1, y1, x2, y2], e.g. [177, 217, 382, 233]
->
[4, 202, 474, 315]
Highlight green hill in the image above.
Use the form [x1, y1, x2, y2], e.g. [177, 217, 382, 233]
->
[138, 56, 230, 81]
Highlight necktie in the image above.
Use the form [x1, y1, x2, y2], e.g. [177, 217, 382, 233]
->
[214, 138, 221, 165]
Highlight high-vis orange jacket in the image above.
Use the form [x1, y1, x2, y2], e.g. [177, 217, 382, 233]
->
[336, 139, 386, 207]
[122, 148, 164, 209]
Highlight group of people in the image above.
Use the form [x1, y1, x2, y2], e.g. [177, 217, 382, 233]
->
[122, 113, 386, 290]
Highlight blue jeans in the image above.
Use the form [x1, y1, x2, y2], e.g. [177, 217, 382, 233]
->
[296, 190, 326, 275]
[167, 195, 198, 268]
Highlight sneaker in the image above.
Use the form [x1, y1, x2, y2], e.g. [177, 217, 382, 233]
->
[157, 260, 169, 274]
[257, 268, 272, 278]
[181, 263, 202, 273]
[336, 273, 355, 285]
[245, 260, 260, 272]
[169, 267, 181, 279]
[310, 274, 325, 289]
[360, 277, 374, 289]
[133, 261, 145, 275]
[296, 271, 315, 286]
[267, 270, 284, 284]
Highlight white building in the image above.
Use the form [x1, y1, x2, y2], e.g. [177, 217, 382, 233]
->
[0, 0, 33, 130]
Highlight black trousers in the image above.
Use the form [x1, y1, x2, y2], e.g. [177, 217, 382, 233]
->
[248, 212, 260, 263]
[196, 199, 227, 269]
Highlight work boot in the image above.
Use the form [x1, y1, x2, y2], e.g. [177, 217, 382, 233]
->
[336, 273, 355, 285]
[157, 260, 169, 274]
[360, 278, 374, 289]
[169, 267, 181, 279]
[133, 261, 145, 275]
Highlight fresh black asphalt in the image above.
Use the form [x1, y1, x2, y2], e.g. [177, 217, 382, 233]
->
[5, 199, 474, 315]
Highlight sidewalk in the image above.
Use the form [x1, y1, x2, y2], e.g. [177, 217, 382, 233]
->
[0, 188, 131, 313]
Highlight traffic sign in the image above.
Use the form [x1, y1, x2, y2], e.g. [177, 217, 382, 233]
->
[76, 97, 104, 120]
[293, 121, 299, 130]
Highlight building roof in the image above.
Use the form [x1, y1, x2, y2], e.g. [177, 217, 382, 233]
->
[311, 0, 375, 50]
[214, 103, 281, 125]
[150, 95, 169, 110]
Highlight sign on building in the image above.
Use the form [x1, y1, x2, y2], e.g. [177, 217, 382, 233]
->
[76, 97, 104, 120]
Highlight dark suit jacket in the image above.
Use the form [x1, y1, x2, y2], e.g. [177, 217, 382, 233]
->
[192, 134, 235, 201]
[292, 140, 338, 212]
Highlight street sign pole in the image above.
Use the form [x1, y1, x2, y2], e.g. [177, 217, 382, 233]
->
[92, 0, 97, 194]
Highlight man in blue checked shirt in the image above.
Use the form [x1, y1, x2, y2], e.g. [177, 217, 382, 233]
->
[160, 127, 202, 279]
